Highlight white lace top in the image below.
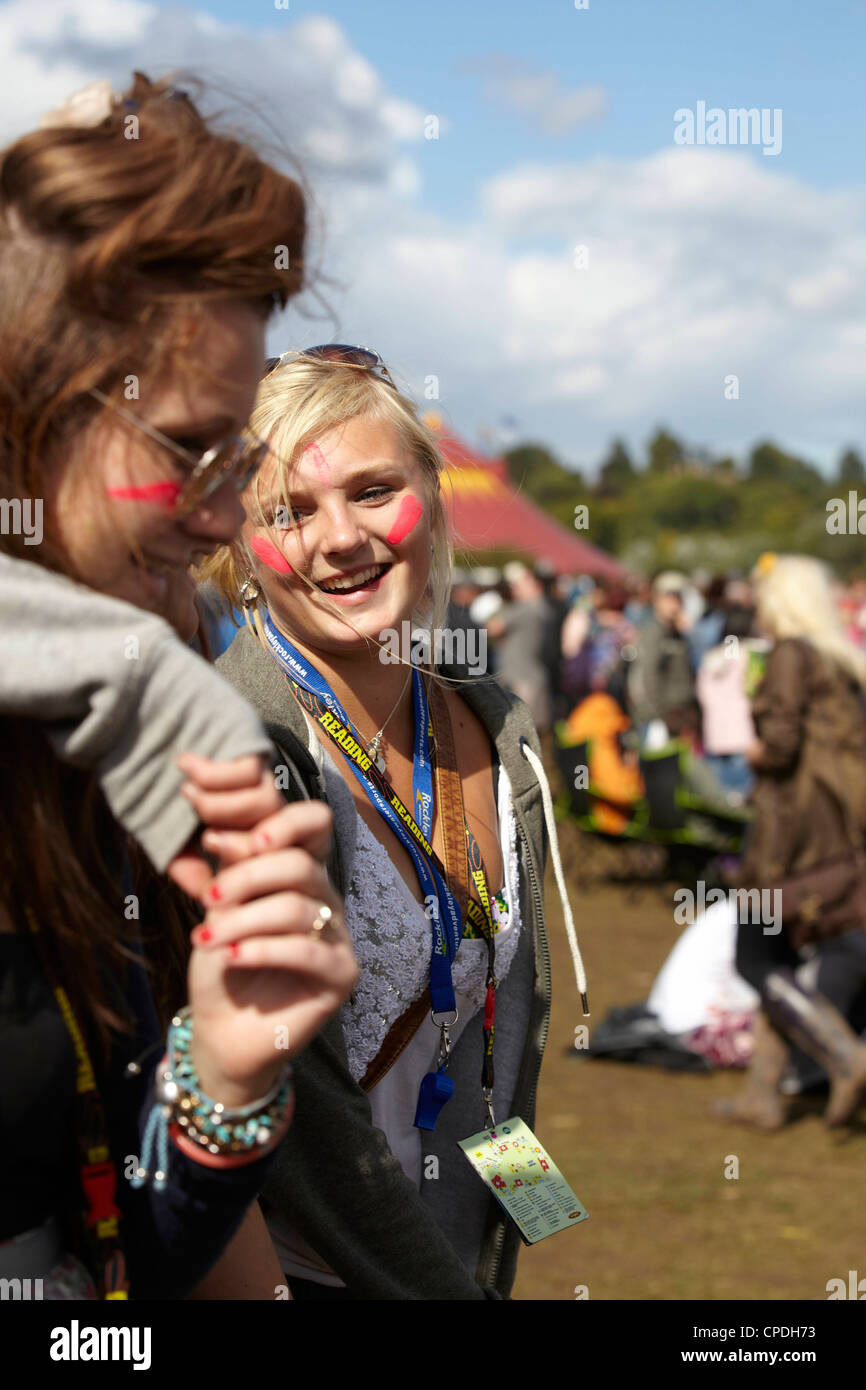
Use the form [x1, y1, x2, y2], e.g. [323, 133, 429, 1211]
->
[270, 720, 523, 1287]
[342, 760, 522, 1190]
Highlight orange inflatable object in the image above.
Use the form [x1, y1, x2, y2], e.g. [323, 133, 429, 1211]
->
[564, 693, 644, 833]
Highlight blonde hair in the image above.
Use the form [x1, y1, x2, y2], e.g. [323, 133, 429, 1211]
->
[753, 554, 866, 688]
[201, 352, 454, 665]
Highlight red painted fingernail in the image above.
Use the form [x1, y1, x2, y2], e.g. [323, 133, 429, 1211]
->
[228, 942, 240, 959]
[207, 884, 222, 902]
[198, 926, 213, 944]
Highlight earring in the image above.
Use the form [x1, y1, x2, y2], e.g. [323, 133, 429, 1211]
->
[239, 574, 261, 608]
[239, 574, 266, 644]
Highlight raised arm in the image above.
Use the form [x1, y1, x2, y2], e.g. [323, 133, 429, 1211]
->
[0, 551, 272, 870]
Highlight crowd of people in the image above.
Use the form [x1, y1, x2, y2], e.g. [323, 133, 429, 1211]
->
[465, 553, 866, 1130]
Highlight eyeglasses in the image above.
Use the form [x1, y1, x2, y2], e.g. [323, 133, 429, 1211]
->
[89, 388, 269, 517]
[263, 343, 398, 392]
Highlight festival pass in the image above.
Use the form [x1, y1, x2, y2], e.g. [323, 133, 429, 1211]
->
[458, 1117, 588, 1244]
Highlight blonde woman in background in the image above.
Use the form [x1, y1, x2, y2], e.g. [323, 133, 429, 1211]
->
[718, 554, 866, 1130]
[201, 346, 586, 1299]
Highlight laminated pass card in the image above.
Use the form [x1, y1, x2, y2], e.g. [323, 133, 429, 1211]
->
[458, 1117, 588, 1244]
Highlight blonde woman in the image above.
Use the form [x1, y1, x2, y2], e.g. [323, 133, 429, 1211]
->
[718, 554, 866, 1130]
[202, 345, 586, 1299]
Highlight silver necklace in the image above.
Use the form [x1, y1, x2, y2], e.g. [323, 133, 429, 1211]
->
[361, 667, 412, 774]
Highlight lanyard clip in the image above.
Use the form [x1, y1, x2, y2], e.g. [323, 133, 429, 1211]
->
[482, 1087, 496, 1131]
[431, 1008, 458, 1072]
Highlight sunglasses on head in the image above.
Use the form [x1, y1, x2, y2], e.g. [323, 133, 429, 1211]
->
[263, 343, 398, 392]
[89, 388, 269, 517]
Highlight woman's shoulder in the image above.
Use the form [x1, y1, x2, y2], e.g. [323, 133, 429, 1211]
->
[763, 636, 813, 682]
[440, 668, 545, 818]
[444, 669, 539, 750]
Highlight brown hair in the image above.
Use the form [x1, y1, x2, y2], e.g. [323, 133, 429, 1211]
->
[0, 71, 308, 1048]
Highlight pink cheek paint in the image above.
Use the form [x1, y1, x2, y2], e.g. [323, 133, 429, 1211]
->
[251, 535, 293, 574]
[106, 482, 182, 509]
[387, 494, 423, 546]
[304, 441, 331, 483]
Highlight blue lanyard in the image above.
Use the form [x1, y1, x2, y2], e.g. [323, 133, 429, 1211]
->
[411, 664, 435, 842]
[262, 616, 461, 1015]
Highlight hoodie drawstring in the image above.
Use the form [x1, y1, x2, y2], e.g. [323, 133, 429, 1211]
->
[520, 739, 590, 1016]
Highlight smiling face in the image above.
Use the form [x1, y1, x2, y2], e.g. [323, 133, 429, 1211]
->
[46, 302, 266, 640]
[244, 412, 433, 659]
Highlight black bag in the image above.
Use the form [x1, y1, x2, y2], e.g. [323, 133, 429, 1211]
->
[581, 1003, 712, 1073]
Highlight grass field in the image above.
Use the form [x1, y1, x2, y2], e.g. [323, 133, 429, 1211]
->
[511, 860, 866, 1302]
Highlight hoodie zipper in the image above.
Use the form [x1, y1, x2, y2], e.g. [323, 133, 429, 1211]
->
[478, 813, 552, 1290]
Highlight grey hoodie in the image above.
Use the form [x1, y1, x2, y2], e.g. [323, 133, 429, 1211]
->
[0, 552, 273, 871]
[217, 625, 553, 1300]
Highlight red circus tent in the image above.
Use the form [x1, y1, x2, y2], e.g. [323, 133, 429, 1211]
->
[426, 417, 628, 580]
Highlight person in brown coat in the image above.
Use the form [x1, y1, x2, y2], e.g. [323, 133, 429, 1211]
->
[718, 554, 866, 1129]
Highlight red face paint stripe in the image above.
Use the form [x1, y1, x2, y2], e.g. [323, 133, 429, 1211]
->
[387, 494, 423, 545]
[304, 441, 331, 480]
[251, 535, 293, 573]
[106, 482, 182, 507]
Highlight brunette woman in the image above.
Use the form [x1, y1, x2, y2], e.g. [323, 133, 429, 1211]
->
[0, 75, 357, 1299]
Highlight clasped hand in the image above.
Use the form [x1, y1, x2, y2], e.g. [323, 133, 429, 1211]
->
[167, 752, 358, 1109]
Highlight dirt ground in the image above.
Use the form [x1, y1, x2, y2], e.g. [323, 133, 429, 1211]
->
[511, 837, 866, 1302]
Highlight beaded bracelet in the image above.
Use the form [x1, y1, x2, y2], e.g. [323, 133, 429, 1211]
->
[131, 1008, 293, 1191]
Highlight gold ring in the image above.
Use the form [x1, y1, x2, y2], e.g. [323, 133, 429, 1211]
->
[311, 904, 333, 934]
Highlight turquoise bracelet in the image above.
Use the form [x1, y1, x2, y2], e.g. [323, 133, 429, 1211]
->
[132, 1008, 293, 1189]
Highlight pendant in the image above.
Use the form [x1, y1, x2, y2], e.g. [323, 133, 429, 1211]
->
[367, 734, 386, 775]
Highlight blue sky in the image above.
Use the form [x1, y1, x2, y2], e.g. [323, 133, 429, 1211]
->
[2, 0, 865, 474]
[154, 0, 866, 193]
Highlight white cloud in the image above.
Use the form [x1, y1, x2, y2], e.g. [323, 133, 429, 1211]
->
[466, 54, 608, 136]
[0, 4, 863, 471]
[786, 265, 861, 313]
[0, 0, 428, 188]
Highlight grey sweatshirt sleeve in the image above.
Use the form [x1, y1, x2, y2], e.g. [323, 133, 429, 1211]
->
[0, 552, 274, 872]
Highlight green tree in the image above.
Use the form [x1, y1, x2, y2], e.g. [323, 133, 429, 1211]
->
[712, 455, 738, 478]
[748, 440, 822, 495]
[503, 442, 584, 510]
[595, 438, 635, 497]
[647, 428, 685, 475]
[749, 441, 792, 481]
[648, 476, 740, 530]
[837, 448, 865, 485]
